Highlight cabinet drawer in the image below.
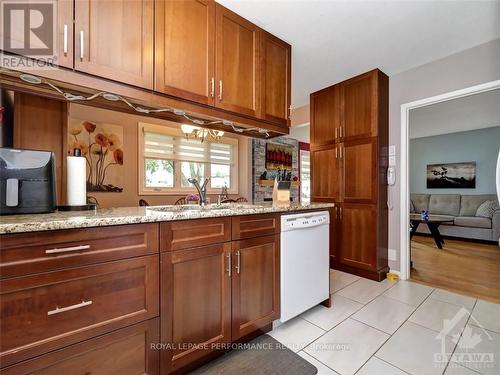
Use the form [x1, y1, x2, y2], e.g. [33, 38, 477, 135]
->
[0, 224, 159, 279]
[232, 214, 279, 240]
[160, 218, 231, 251]
[1, 319, 159, 375]
[0, 255, 159, 367]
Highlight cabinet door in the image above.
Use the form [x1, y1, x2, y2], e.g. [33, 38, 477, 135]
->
[155, 0, 215, 105]
[311, 145, 341, 202]
[57, 0, 73, 68]
[215, 4, 260, 117]
[342, 138, 376, 203]
[340, 71, 377, 140]
[161, 243, 232, 374]
[310, 85, 340, 147]
[339, 204, 377, 271]
[231, 235, 280, 340]
[75, 0, 153, 89]
[260, 31, 291, 126]
[1, 319, 159, 375]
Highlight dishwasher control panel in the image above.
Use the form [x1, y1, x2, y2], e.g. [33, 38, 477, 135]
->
[281, 211, 330, 231]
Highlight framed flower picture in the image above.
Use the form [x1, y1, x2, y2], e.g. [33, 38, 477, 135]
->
[68, 119, 124, 192]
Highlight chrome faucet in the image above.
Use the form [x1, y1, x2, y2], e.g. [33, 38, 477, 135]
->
[188, 178, 210, 206]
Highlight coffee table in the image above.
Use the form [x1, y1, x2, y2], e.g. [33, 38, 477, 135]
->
[410, 214, 454, 249]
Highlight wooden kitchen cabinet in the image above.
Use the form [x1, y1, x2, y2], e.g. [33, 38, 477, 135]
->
[311, 145, 341, 202]
[0, 255, 159, 367]
[160, 243, 232, 374]
[340, 70, 380, 140]
[74, 0, 154, 89]
[215, 4, 260, 117]
[231, 235, 280, 340]
[155, 0, 215, 105]
[1, 319, 159, 375]
[57, 0, 74, 69]
[339, 204, 378, 272]
[310, 69, 388, 280]
[260, 31, 291, 127]
[310, 85, 340, 146]
[342, 138, 377, 203]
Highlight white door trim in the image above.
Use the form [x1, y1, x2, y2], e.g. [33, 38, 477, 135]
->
[399, 79, 500, 280]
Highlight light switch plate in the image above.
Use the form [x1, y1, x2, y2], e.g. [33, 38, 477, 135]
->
[389, 145, 396, 156]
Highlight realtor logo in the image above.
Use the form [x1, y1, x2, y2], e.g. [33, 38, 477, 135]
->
[1, 0, 55, 56]
[434, 307, 495, 372]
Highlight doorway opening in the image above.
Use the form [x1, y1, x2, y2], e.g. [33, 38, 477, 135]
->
[400, 80, 500, 302]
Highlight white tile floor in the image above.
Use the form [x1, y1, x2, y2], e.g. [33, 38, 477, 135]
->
[269, 269, 500, 375]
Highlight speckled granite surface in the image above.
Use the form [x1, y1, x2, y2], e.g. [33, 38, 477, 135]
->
[0, 203, 335, 234]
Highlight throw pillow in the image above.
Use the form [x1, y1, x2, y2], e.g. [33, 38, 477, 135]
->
[476, 200, 499, 218]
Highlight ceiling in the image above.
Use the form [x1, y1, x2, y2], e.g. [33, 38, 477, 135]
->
[217, 0, 500, 108]
[409, 88, 500, 139]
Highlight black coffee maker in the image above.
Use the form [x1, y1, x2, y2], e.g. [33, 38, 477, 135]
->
[0, 148, 57, 214]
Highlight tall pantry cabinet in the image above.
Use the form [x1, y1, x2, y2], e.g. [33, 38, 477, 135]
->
[310, 69, 389, 281]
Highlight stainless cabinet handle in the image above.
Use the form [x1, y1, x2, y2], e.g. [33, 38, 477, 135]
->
[335, 127, 338, 139]
[236, 251, 241, 274]
[340, 127, 344, 138]
[210, 77, 215, 98]
[219, 80, 223, 100]
[335, 147, 338, 159]
[340, 207, 342, 219]
[63, 24, 68, 55]
[80, 30, 84, 61]
[45, 244, 90, 254]
[226, 252, 232, 277]
[48, 300, 92, 316]
[340, 145, 343, 159]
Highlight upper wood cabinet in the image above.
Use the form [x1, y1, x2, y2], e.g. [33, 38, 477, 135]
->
[74, 0, 154, 89]
[215, 4, 260, 117]
[260, 31, 291, 127]
[311, 145, 341, 202]
[231, 235, 280, 340]
[57, 0, 73, 69]
[155, 0, 215, 105]
[340, 70, 379, 140]
[310, 85, 340, 146]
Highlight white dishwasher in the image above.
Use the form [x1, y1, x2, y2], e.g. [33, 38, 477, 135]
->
[280, 211, 330, 322]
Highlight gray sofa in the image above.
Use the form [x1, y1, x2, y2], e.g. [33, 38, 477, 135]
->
[410, 194, 500, 242]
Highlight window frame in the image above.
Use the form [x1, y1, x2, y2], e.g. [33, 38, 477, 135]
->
[138, 122, 239, 195]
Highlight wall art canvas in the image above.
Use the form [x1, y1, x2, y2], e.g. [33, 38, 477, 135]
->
[426, 162, 476, 189]
[68, 119, 124, 192]
[265, 143, 294, 171]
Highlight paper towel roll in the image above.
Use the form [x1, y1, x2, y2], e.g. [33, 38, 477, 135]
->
[67, 155, 87, 206]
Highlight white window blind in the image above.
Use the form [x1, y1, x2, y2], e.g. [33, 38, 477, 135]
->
[143, 130, 235, 165]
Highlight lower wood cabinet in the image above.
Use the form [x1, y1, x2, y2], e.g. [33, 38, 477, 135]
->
[0, 255, 159, 367]
[231, 235, 280, 340]
[160, 243, 232, 374]
[160, 230, 280, 373]
[331, 203, 388, 280]
[1, 319, 159, 375]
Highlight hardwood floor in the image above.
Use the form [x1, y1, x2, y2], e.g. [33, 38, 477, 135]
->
[410, 235, 500, 303]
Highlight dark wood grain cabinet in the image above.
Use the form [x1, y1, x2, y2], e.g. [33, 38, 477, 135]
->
[160, 243, 232, 374]
[231, 235, 280, 340]
[160, 214, 280, 373]
[74, 0, 154, 89]
[155, 0, 215, 105]
[311, 69, 388, 280]
[1, 319, 159, 375]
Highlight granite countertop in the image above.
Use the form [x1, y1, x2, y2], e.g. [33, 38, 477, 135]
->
[0, 203, 335, 234]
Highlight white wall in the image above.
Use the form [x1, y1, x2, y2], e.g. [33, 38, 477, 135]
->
[388, 38, 500, 271]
